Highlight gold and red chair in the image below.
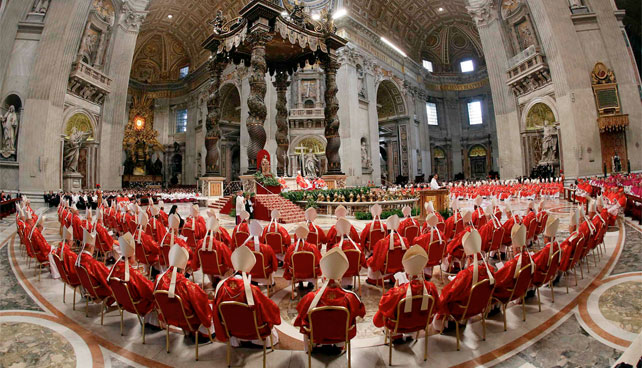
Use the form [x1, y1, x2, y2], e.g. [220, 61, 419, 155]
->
[289, 250, 319, 299]
[304, 306, 354, 368]
[108, 276, 152, 343]
[492, 263, 533, 331]
[442, 277, 494, 350]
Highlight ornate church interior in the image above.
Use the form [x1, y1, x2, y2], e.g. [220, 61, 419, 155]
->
[1, 0, 641, 367]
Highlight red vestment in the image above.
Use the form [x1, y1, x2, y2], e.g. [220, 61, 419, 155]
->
[444, 211, 463, 241]
[76, 252, 115, 305]
[195, 236, 233, 273]
[558, 231, 582, 272]
[445, 226, 474, 262]
[294, 284, 365, 339]
[283, 240, 322, 280]
[471, 208, 487, 228]
[437, 263, 494, 315]
[532, 241, 561, 285]
[326, 225, 360, 246]
[53, 242, 80, 283]
[108, 260, 154, 315]
[29, 227, 51, 263]
[212, 277, 281, 342]
[135, 229, 160, 265]
[366, 233, 408, 274]
[359, 220, 387, 249]
[501, 215, 522, 245]
[182, 216, 207, 240]
[261, 222, 292, 253]
[492, 251, 531, 300]
[373, 279, 440, 328]
[145, 217, 167, 244]
[94, 222, 114, 253]
[420, 212, 445, 234]
[155, 268, 212, 329]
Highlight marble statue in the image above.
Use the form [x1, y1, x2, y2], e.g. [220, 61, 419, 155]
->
[304, 153, 318, 178]
[63, 127, 90, 173]
[540, 123, 558, 165]
[1, 105, 18, 155]
[32, 0, 50, 14]
[361, 138, 371, 169]
[612, 151, 622, 172]
[568, 0, 584, 8]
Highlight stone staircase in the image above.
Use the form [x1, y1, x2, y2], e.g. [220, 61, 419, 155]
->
[208, 195, 234, 211]
[254, 194, 306, 223]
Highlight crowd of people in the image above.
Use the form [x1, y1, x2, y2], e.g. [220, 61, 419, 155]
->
[43, 188, 201, 209]
[13, 178, 627, 362]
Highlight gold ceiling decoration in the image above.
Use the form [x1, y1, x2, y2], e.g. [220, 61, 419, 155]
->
[65, 113, 95, 140]
[123, 93, 164, 157]
[525, 102, 556, 130]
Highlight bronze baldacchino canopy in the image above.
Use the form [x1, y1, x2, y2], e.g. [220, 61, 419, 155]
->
[202, 0, 347, 177]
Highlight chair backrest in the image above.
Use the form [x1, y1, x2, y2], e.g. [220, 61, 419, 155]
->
[249, 250, 269, 279]
[507, 263, 533, 302]
[536, 213, 548, 235]
[291, 251, 317, 279]
[489, 226, 505, 252]
[391, 294, 436, 334]
[404, 225, 420, 245]
[425, 238, 446, 267]
[182, 228, 198, 249]
[135, 239, 150, 266]
[153, 290, 195, 331]
[343, 248, 362, 277]
[455, 278, 493, 320]
[540, 249, 561, 286]
[108, 276, 144, 315]
[306, 231, 320, 248]
[76, 263, 102, 300]
[265, 232, 284, 255]
[218, 301, 267, 341]
[234, 231, 250, 248]
[368, 228, 386, 251]
[52, 251, 75, 286]
[436, 221, 446, 234]
[159, 245, 170, 267]
[569, 234, 586, 268]
[198, 248, 225, 277]
[526, 219, 538, 241]
[383, 247, 406, 275]
[308, 306, 351, 345]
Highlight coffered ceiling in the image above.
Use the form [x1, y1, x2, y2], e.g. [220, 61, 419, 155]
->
[134, 0, 479, 81]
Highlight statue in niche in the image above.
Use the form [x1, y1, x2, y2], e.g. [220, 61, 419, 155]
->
[32, 0, 50, 14]
[569, 0, 584, 9]
[516, 20, 536, 51]
[361, 138, 371, 170]
[1, 106, 18, 156]
[357, 65, 367, 99]
[612, 151, 622, 172]
[79, 30, 99, 65]
[304, 153, 319, 178]
[63, 127, 90, 173]
[539, 122, 558, 165]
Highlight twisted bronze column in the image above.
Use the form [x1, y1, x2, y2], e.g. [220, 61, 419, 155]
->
[274, 71, 290, 176]
[205, 57, 226, 176]
[246, 31, 271, 173]
[323, 56, 343, 174]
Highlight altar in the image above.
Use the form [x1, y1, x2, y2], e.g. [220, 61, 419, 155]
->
[419, 189, 449, 219]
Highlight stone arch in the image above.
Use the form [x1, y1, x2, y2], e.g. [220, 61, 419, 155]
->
[220, 82, 241, 123]
[375, 79, 407, 120]
[62, 109, 96, 139]
[520, 97, 562, 177]
[466, 144, 489, 179]
[432, 146, 449, 180]
[290, 135, 327, 176]
[521, 97, 558, 131]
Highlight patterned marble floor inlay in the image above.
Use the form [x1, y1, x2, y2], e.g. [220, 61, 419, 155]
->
[612, 224, 642, 275]
[0, 244, 42, 312]
[0, 322, 76, 368]
[599, 281, 642, 334]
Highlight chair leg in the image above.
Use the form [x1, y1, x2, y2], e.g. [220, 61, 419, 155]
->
[388, 328, 392, 365]
[502, 304, 507, 331]
[291, 279, 295, 300]
[307, 338, 312, 368]
[574, 267, 578, 286]
[521, 296, 526, 322]
[347, 340, 351, 368]
[101, 300, 105, 325]
[166, 327, 170, 353]
[270, 334, 274, 351]
[63, 282, 67, 304]
[550, 280, 555, 303]
[73, 288, 76, 310]
[455, 321, 460, 351]
[565, 272, 569, 294]
[120, 309, 124, 335]
[227, 340, 231, 367]
[195, 331, 199, 361]
[482, 315, 487, 341]
[424, 328, 428, 361]
[141, 315, 146, 344]
[262, 339, 266, 368]
[85, 297, 89, 318]
[536, 287, 542, 312]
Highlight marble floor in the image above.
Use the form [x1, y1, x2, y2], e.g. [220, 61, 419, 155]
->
[1, 199, 641, 368]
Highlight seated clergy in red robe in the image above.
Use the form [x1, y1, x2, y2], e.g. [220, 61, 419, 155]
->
[359, 204, 387, 250]
[295, 247, 366, 344]
[330, 217, 367, 285]
[204, 209, 232, 246]
[444, 210, 475, 271]
[154, 245, 213, 336]
[157, 200, 169, 227]
[366, 215, 409, 284]
[434, 229, 495, 329]
[532, 216, 562, 286]
[94, 209, 115, 257]
[75, 229, 115, 306]
[28, 214, 51, 263]
[559, 209, 583, 272]
[107, 232, 155, 319]
[420, 201, 445, 234]
[71, 206, 85, 243]
[147, 203, 168, 244]
[443, 199, 463, 241]
[413, 213, 446, 279]
[240, 220, 278, 284]
[522, 201, 537, 238]
[196, 215, 233, 278]
[374, 245, 440, 338]
[302, 207, 326, 247]
[182, 204, 206, 241]
[501, 204, 522, 247]
[283, 225, 322, 280]
[577, 206, 596, 244]
[231, 210, 250, 250]
[326, 206, 360, 246]
[261, 209, 292, 256]
[398, 205, 420, 244]
[492, 224, 534, 301]
[135, 211, 160, 266]
[471, 196, 487, 228]
[591, 199, 608, 245]
[212, 245, 281, 345]
[53, 226, 80, 282]
[160, 214, 196, 271]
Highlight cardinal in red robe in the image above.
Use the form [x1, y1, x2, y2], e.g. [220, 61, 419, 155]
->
[75, 229, 115, 306]
[135, 211, 160, 266]
[231, 210, 251, 250]
[532, 216, 562, 286]
[28, 214, 51, 263]
[326, 205, 360, 246]
[492, 224, 534, 301]
[196, 215, 233, 278]
[283, 225, 322, 280]
[301, 207, 326, 248]
[261, 209, 292, 255]
[366, 215, 409, 285]
[182, 204, 207, 241]
[420, 201, 445, 235]
[359, 204, 388, 251]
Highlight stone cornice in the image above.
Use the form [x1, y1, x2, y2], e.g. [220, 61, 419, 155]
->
[466, 0, 498, 27]
[118, 1, 147, 33]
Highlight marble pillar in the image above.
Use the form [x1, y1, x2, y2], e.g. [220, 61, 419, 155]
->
[323, 55, 343, 175]
[99, 1, 147, 190]
[205, 57, 225, 176]
[273, 71, 289, 176]
[245, 31, 270, 173]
